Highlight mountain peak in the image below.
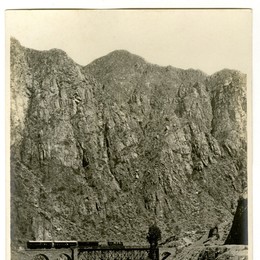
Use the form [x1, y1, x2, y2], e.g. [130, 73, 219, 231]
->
[10, 37, 21, 47]
[86, 49, 146, 69]
[108, 49, 135, 56]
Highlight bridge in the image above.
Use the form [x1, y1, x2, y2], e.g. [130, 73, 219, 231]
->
[79, 247, 151, 260]
[17, 246, 154, 260]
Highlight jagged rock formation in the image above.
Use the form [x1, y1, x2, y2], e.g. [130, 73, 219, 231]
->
[225, 192, 248, 245]
[10, 38, 247, 257]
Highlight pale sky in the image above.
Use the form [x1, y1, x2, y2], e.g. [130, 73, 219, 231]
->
[6, 9, 251, 75]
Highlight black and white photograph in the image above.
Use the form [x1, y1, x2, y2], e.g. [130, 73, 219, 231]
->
[6, 9, 251, 260]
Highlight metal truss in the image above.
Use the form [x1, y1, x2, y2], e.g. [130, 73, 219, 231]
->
[78, 248, 152, 260]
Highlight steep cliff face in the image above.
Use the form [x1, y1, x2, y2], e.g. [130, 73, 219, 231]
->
[10, 39, 247, 251]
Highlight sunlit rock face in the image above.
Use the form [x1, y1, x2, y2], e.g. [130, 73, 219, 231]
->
[10, 39, 247, 252]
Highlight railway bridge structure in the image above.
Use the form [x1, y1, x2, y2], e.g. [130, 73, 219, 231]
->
[17, 245, 154, 260]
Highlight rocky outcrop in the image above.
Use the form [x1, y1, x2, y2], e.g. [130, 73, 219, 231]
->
[174, 245, 248, 260]
[225, 192, 248, 245]
[198, 245, 248, 260]
[10, 38, 247, 255]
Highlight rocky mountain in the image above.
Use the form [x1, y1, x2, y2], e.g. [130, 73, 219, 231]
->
[10, 38, 247, 257]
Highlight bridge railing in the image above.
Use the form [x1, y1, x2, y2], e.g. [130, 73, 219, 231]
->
[78, 247, 154, 260]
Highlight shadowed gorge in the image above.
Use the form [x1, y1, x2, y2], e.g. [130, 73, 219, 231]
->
[10, 38, 247, 258]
